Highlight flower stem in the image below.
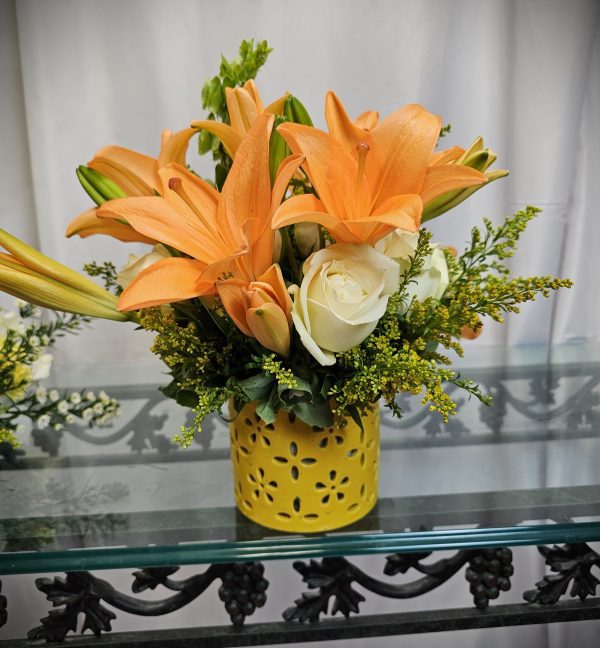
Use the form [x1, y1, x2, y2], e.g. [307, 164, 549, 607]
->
[281, 227, 301, 285]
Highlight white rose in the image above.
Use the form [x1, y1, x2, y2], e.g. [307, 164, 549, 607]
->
[376, 229, 449, 312]
[290, 243, 400, 366]
[117, 244, 171, 289]
[30, 353, 53, 380]
[404, 246, 449, 306]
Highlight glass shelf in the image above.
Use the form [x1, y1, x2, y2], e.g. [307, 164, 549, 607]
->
[1, 343, 600, 574]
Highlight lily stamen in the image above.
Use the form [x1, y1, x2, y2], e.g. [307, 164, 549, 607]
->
[354, 141, 370, 216]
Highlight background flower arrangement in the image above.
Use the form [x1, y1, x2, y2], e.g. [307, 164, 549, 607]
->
[0, 39, 571, 449]
[0, 302, 120, 450]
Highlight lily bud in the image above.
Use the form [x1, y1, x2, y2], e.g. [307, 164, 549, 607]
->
[246, 303, 291, 357]
[269, 116, 291, 183]
[0, 256, 128, 321]
[284, 96, 314, 127]
[217, 264, 292, 356]
[0, 228, 118, 305]
[76, 166, 126, 205]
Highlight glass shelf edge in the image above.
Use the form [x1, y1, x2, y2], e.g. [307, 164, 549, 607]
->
[2, 522, 600, 575]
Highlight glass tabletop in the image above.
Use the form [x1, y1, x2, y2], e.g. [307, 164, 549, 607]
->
[1, 343, 600, 574]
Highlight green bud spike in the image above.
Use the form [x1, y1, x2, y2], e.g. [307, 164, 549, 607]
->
[269, 115, 291, 184]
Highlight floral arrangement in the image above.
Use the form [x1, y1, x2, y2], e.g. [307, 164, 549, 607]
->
[0, 303, 120, 449]
[0, 40, 571, 447]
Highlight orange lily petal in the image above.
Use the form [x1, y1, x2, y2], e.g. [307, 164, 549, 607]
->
[277, 122, 356, 219]
[98, 197, 230, 263]
[354, 110, 379, 131]
[272, 194, 340, 231]
[430, 146, 464, 166]
[190, 120, 243, 158]
[117, 257, 211, 311]
[158, 128, 197, 168]
[66, 208, 156, 244]
[420, 165, 487, 205]
[257, 264, 292, 322]
[222, 113, 274, 276]
[216, 279, 253, 336]
[242, 80, 264, 113]
[367, 104, 441, 208]
[271, 154, 305, 213]
[265, 92, 290, 115]
[325, 91, 366, 153]
[247, 302, 290, 356]
[226, 86, 260, 135]
[88, 146, 160, 196]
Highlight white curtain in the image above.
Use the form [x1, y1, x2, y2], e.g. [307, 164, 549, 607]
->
[1, 0, 599, 645]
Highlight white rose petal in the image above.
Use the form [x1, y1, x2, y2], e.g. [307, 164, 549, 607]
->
[377, 228, 450, 313]
[291, 243, 400, 365]
[117, 244, 171, 289]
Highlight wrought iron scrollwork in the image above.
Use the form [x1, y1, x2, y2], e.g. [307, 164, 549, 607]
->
[28, 562, 268, 641]
[0, 579, 7, 628]
[523, 543, 600, 604]
[283, 549, 515, 623]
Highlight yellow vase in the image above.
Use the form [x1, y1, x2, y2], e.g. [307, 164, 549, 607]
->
[229, 402, 380, 533]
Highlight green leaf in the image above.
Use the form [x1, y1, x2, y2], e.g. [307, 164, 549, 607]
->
[293, 398, 334, 428]
[256, 399, 277, 425]
[238, 373, 274, 401]
[175, 390, 199, 408]
[347, 405, 364, 432]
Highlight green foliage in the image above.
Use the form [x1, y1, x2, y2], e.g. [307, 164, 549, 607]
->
[83, 261, 121, 294]
[198, 38, 273, 187]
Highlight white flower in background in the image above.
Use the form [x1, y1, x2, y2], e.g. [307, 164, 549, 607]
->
[57, 400, 69, 415]
[82, 408, 94, 421]
[98, 390, 110, 403]
[35, 386, 48, 404]
[290, 243, 400, 366]
[32, 308, 42, 318]
[0, 310, 25, 338]
[93, 403, 104, 415]
[36, 414, 51, 430]
[53, 423, 64, 431]
[65, 414, 75, 424]
[30, 353, 53, 380]
[86, 391, 95, 401]
[48, 389, 60, 402]
[40, 334, 50, 346]
[29, 335, 41, 347]
[69, 392, 81, 404]
[117, 244, 171, 289]
[376, 229, 449, 313]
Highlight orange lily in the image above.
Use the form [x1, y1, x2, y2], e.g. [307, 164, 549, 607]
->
[191, 80, 288, 158]
[66, 127, 197, 242]
[97, 113, 302, 312]
[217, 265, 293, 356]
[271, 92, 488, 244]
